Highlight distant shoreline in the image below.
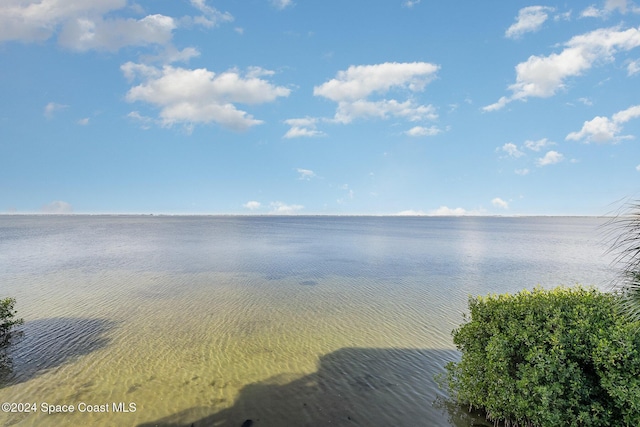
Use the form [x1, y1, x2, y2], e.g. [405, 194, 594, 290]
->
[0, 213, 612, 218]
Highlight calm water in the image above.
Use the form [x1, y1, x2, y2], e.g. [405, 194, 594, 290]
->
[0, 216, 614, 426]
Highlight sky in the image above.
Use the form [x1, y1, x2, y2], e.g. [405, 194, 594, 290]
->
[1, 0, 640, 216]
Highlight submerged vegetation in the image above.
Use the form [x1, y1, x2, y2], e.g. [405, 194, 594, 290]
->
[442, 287, 640, 427]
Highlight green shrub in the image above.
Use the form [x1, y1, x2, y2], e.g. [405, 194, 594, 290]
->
[0, 297, 23, 346]
[443, 287, 640, 427]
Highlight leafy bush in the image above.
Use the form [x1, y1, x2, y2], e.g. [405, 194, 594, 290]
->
[0, 297, 23, 346]
[443, 287, 640, 427]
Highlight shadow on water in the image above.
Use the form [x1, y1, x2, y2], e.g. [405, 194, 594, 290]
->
[139, 347, 491, 427]
[0, 317, 115, 388]
[0, 344, 16, 385]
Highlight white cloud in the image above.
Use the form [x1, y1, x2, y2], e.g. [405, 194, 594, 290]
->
[636, 164, 640, 171]
[243, 201, 261, 210]
[614, 104, 640, 122]
[581, 5, 603, 18]
[404, 125, 441, 137]
[332, 99, 437, 124]
[402, 0, 421, 8]
[0, 0, 181, 52]
[127, 111, 155, 129]
[566, 104, 640, 142]
[395, 209, 427, 216]
[44, 102, 67, 119]
[577, 97, 594, 106]
[484, 26, 640, 111]
[121, 62, 159, 81]
[271, 0, 293, 9]
[41, 200, 73, 214]
[428, 206, 470, 216]
[554, 11, 572, 21]
[283, 117, 326, 138]
[283, 127, 324, 138]
[58, 14, 176, 52]
[122, 64, 291, 131]
[0, 0, 126, 43]
[524, 138, 555, 151]
[499, 142, 524, 158]
[189, 0, 233, 28]
[270, 201, 303, 214]
[607, 0, 640, 14]
[483, 96, 511, 112]
[142, 46, 201, 65]
[580, 0, 639, 18]
[506, 6, 555, 39]
[77, 117, 90, 125]
[315, 62, 439, 102]
[536, 150, 564, 166]
[246, 66, 276, 79]
[492, 197, 509, 209]
[567, 115, 620, 142]
[0, 1, 232, 52]
[426, 206, 487, 216]
[628, 59, 640, 75]
[313, 62, 439, 126]
[515, 168, 530, 175]
[296, 168, 316, 180]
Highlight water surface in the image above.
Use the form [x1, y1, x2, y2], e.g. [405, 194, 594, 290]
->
[0, 216, 614, 426]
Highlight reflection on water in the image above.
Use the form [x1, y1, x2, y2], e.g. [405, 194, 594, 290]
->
[0, 216, 613, 426]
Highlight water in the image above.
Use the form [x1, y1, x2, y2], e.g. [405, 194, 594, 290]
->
[0, 215, 615, 426]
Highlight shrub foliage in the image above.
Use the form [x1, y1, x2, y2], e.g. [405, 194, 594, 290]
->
[443, 287, 640, 427]
[0, 297, 23, 346]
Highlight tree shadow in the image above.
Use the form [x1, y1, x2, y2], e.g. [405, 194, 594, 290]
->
[138, 347, 490, 427]
[0, 317, 116, 387]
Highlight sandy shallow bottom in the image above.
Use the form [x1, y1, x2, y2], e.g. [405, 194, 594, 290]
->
[0, 269, 488, 427]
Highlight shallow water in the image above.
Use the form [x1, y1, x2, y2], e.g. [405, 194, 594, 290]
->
[0, 216, 614, 426]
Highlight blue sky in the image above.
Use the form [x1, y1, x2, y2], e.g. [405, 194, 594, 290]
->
[1, 0, 639, 215]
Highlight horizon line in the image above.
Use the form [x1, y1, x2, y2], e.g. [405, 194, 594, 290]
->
[0, 212, 613, 218]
